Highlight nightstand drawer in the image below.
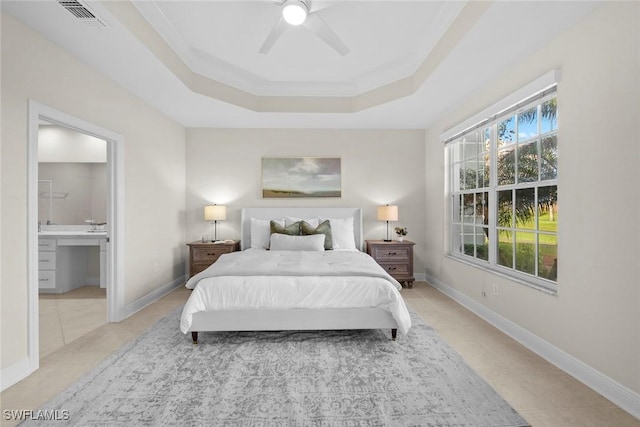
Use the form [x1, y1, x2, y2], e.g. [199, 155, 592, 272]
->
[187, 240, 240, 279]
[365, 240, 415, 288]
[378, 263, 410, 276]
[369, 246, 411, 262]
[192, 246, 231, 262]
[191, 262, 214, 276]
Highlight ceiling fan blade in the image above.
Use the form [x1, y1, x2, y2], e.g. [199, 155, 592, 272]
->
[304, 13, 349, 56]
[259, 16, 288, 54]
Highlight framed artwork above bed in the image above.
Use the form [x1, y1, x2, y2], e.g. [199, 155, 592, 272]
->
[262, 157, 341, 198]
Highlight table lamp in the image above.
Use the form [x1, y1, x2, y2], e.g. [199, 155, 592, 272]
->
[377, 204, 398, 242]
[204, 204, 227, 242]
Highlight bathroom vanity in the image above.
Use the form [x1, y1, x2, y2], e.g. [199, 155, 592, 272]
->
[38, 228, 107, 293]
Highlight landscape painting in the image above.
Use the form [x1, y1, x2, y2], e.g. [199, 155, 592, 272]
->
[262, 157, 341, 198]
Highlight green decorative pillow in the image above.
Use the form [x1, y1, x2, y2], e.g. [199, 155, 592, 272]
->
[301, 220, 333, 250]
[270, 220, 301, 236]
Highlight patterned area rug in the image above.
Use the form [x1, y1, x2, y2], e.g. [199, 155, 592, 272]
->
[22, 307, 529, 426]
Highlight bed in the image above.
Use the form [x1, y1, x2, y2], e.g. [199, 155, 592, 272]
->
[181, 207, 411, 343]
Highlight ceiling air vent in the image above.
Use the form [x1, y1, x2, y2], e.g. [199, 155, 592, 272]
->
[57, 0, 109, 27]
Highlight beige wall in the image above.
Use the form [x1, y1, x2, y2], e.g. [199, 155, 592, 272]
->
[1, 14, 186, 370]
[424, 2, 639, 393]
[186, 128, 426, 270]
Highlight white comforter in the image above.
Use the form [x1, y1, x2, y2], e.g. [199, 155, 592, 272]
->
[180, 249, 411, 335]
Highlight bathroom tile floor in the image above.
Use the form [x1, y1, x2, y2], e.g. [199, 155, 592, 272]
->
[1, 282, 638, 426]
[39, 286, 107, 359]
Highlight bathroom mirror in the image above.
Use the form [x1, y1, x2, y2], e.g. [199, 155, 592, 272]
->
[38, 122, 107, 226]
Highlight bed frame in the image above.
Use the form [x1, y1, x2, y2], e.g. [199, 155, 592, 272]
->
[239, 207, 365, 251]
[188, 207, 399, 343]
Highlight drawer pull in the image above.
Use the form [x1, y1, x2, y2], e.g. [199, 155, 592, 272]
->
[387, 267, 397, 271]
[207, 253, 217, 256]
[39, 258, 49, 262]
[387, 252, 397, 256]
[39, 278, 49, 282]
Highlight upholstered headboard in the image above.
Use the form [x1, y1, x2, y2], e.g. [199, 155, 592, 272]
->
[240, 207, 363, 251]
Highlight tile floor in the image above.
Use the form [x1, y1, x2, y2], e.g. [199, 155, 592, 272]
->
[1, 281, 638, 426]
[39, 286, 107, 358]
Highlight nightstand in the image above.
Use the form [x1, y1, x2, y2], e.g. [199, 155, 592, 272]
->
[366, 240, 415, 288]
[187, 240, 240, 278]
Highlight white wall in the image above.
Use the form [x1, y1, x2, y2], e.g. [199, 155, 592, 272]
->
[1, 13, 186, 371]
[186, 128, 426, 272]
[424, 2, 639, 395]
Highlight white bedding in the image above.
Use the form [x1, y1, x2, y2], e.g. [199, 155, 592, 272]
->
[180, 249, 412, 335]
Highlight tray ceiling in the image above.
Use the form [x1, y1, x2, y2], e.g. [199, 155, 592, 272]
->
[1, 1, 601, 128]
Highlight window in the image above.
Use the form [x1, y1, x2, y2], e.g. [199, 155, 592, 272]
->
[447, 87, 558, 292]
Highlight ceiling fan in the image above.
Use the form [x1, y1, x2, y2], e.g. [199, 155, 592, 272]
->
[259, 0, 350, 56]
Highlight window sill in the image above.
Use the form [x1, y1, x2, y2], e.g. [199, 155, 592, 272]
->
[444, 254, 558, 296]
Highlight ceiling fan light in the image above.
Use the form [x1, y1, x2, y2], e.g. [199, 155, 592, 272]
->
[282, 0, 307, 25]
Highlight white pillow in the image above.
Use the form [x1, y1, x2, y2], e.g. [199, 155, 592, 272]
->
[250, 218, 284, 249]
[321, 217, 357, 250]
[269, 233, 326, 251]
[285, 216, 320, 228]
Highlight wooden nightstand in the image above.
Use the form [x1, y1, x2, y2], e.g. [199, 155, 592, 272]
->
[187, 240, 240, 278]
[366, 240, 415, 288]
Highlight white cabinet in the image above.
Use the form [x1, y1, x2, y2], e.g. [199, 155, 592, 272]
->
[38, 239, 57, 290]
[38, 251, 56, 269]
[39, 271, 57, 289]
[38, 238, 57, 251]
[38, 236, 106, 293]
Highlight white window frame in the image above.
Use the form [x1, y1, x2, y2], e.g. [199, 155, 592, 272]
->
[442, 71, 559, 294]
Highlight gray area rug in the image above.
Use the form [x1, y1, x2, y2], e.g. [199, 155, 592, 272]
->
[23, 307, 529, 426]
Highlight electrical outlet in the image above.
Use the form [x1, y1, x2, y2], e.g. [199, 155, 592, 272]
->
[153, 261, 160, 273]
[492, 283, 499, 296]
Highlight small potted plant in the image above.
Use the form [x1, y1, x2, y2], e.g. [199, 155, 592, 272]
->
[394, 226, 408, 241]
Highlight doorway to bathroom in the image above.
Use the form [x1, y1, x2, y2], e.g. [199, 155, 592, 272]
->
[38, 122, 108, 358]
[27, 101, 124, 370]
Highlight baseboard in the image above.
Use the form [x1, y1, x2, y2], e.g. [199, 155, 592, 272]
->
[424, 272, 640, 420]
[123, 276, 185, 319]
[0, 357, 33, 392]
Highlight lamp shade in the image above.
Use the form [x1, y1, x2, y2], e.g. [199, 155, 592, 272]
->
[377, 205, 398, 222]
[204, 205, 227, 221]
